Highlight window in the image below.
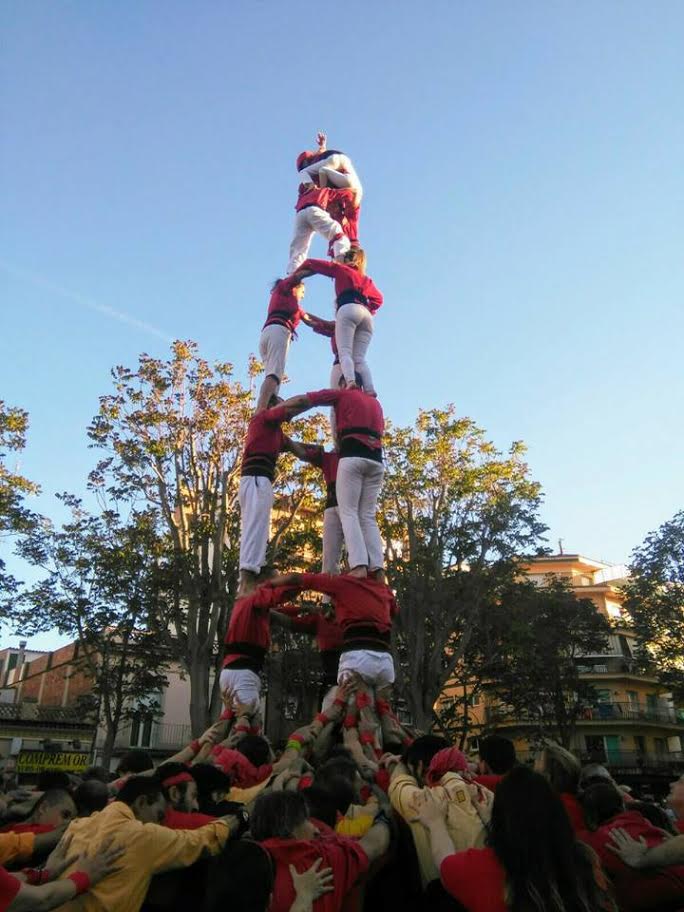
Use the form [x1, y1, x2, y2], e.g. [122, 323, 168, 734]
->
[129, 715, 153, 748]
[654, 738, 667, 756]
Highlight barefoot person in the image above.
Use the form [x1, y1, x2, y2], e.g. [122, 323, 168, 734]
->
[255, 276, 306, 412]
[238, 395, 316, 596]
[292, 248, 382, 395]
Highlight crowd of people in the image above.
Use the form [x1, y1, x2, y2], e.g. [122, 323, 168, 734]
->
[1, 725, 684, 912]
[2, 137, 684, 912]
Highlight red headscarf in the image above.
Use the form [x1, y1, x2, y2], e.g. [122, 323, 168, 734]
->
[210, 746, 272, 788]
[425, 747, 468, 786]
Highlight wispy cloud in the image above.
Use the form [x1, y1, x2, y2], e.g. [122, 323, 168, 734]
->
[0, 260, 174, 344]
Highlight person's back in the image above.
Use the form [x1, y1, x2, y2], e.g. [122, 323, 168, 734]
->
[56, 777, 230, 912]
[439, 767, 614, 912]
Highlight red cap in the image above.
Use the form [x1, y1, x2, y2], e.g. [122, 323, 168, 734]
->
[296, 150, 314, 171]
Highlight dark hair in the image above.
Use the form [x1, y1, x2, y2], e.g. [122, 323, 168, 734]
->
[541, 743, 581, 796]
[251, 791, 308, 841]
[157, 762, 194, 799]
[301, 787, 340, 829]
[33, 788, 75, 816]
[580, 782, 624, 830]
[205, 840, 274, 912]
[117, 749, 154, 775]
[480, 736, 517, 775]
[237, 735, 271, 769]
[489, 766, 607, 912]
[315, 757, 359, 799]
[403, 735, 449, 774]
[117, 775, 164, 807]
[82, 766, 112, 783]
[316, 775, 354, 817]
[74, 780, 109, 816]
[629, 801, 676, 835]
[36, 770, 71, 791]
[191, 763, 232, 797]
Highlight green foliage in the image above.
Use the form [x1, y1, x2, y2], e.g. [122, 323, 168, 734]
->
[379, 405, 548, 729]
[487, 578, 611, 747]
[622, 510, 684, 700]
[87, 341, 328, 732]
[0, 400, 40, 599]
[12, 498, 171, 763]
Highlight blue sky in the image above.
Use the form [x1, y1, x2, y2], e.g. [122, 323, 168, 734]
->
[2, 2, 683, 649]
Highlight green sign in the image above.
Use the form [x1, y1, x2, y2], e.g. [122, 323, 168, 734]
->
[16, 750, 89, 774]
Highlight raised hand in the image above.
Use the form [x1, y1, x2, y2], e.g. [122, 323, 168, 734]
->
[408, 789, 448, 828]
[44, 831, 78, 879]
[607, 827, 649, 868]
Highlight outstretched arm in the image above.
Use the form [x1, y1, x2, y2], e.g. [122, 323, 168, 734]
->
[283, 437, 323, 464]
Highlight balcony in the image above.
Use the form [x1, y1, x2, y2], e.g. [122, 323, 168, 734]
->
[485, 702, 682, 728]
[113, 721, 192, 752]
[580, 702, 680, 725]
[581, 750, 684, 774]
[577, 658, 641, 675]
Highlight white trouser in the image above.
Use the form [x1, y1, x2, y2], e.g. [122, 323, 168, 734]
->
[336, 457, 384, 570]
[322, 506, 344, 575]
[259, 324, 291, 381]
[287, 207, 350, 274]
[338, 650, 395, 688]
[219, 668, 261, 711]
[335, 303, 374, 393]
[238, 475, 274, 572]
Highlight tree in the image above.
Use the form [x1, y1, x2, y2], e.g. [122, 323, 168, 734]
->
[622, 510, 684, 700]
[88, 341, 328, 733]
[13, 498, 171, 766]
[488, 578, 611, 747]
[379, 406, 548, 730]
[0, 401, 39, 600]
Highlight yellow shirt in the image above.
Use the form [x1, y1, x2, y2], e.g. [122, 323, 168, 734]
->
[0, 831, 34, 866]
[56, 801, 230, 912]
[389, 771, 493, 887]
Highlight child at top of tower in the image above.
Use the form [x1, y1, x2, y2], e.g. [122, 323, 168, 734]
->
[297, 131, 363, 203]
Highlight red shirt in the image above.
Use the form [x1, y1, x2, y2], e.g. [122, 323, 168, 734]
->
[677, 818, 684, 834]
[0, 868, 21, 912]
[296, 574, 397, 651]
[440, 847, 507, 912]
[582, 810, 684, 912]
[163, 807, 216, 829]
[560, 792, 586, 833]
[263, 277, 303, 333]
[473, 774, 504, 791]
[299, 445, 340, 508]
[240, 404, 290, 481]
[298, 259, 382, 314]
[307, 389, 384, 455]
[0, 823, 54, 834]
[327, 189, 360, 245]
[278, 605, 344, 653]
[296, 184, 332, 213]
[223, 586, 296, 670]
[262, 833, 369, 912]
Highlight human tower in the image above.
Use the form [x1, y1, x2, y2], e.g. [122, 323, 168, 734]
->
[220, 132, 411, 769]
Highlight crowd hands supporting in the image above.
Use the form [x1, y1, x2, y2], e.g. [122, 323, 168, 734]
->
[2, 135, 684, 912]
[2, 723, 684, 912]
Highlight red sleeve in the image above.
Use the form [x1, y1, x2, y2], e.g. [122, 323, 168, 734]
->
[306, 389, 340, 407]
[298, 572, 344, 597]
[320, 836, 369, 901]
[285, 613, 319, 634]
[299, 258, 340, 279]
[440, 849, 507, 910]
[262, 404, 289, 425]
[365, 278, 383, 310]
[0, 868, 22, 912]
[163, 807, 217, 830]
[253, 586, 298, 612]
[311, 319, 335, 338]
